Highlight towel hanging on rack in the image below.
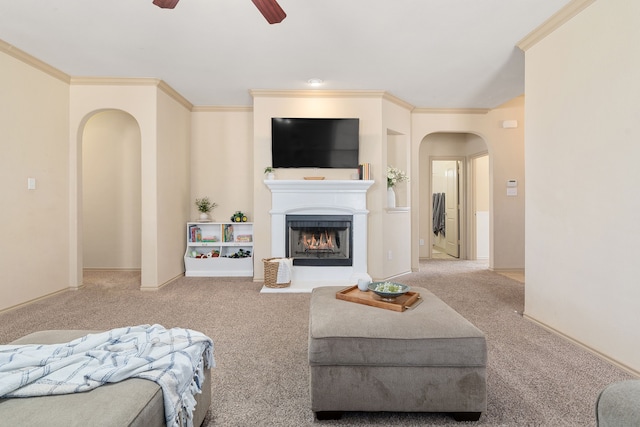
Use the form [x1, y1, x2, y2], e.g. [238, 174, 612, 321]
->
[432, 192, 446, 237]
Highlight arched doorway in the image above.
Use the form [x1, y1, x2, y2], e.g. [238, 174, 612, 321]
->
[81, 110, 142, 286]
[418, 132, 489, 262]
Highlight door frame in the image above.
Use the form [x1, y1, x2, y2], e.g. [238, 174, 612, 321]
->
[469, 151, 489, 261]
[429, 156, 466, 259]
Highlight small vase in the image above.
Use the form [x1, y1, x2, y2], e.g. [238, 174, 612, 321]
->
[266, 172, 275, 180]
[199, 212, 210, 221]
[387, 187, 396, 208]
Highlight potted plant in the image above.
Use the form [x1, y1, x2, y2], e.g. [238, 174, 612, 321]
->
[195, 197, 217, 221]
[264, 166, 275, 180]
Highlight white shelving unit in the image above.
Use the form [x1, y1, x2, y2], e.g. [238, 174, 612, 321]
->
[184, 222, 253, 277]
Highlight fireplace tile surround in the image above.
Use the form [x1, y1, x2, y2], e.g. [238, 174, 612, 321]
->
[262, 180, 374, 293]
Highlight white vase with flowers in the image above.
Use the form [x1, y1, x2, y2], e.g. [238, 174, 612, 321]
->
[386, 166, 409, 208]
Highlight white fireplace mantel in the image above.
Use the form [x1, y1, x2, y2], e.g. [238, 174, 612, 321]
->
[263, 179, 374, 292]
[264, 179, 374, 193]
[265, 179, 374, 214]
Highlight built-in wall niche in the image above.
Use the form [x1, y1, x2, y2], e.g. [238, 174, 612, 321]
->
[387, 130, 409, 207]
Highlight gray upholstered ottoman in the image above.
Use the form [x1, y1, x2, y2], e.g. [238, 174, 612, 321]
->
[0, 330, 211, 427]
[308, 286, 487, 421]
[596, 380, 640, 426]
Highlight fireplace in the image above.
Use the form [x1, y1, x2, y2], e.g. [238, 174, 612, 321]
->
[286, 215, 352, 266]
[264, 179, 373, 291]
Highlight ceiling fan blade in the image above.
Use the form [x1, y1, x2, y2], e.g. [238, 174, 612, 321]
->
[251, 0, 287, 24]
[152, 0, 180, 9]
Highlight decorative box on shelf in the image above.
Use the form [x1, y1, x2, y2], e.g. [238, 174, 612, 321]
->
[184, 222, 253, 277]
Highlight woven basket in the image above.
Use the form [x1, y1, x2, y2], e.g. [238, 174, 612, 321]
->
[263, 258, 291, 288]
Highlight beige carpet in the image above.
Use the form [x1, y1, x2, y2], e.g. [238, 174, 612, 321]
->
[0, 260, 633, 426]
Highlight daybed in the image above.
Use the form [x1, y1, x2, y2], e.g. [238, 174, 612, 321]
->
[0, 328, 212, 427]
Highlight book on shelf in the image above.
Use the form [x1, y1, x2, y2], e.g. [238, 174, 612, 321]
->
[223, 224, 234, 242]
[189, 225, 202, 242]
[358, 163, 371, 180]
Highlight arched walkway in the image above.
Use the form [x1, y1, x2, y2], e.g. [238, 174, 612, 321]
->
[79, 109, 142, 286]
[417, 132, 490, 263]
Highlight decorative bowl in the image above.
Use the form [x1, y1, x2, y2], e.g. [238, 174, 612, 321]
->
[368, 281, 410, 301]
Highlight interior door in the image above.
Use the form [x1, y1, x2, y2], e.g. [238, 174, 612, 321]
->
[445, 162, 460, 257]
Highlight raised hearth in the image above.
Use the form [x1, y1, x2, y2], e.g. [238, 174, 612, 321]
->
[263, 180, 373, 292]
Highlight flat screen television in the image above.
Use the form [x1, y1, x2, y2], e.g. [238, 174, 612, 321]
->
[271, 118, 359, 168]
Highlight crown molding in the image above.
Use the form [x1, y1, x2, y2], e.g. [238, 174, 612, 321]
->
[192, 105, 253, 113]
[250, 89, 386, 99]
[157, 80, 193, 110]
[0, 39, 70, 84]
[412, 107, 490, 115]
[69, 77, 192, 110]
[249, 89, 414, 111]
[517, 0, 596, 51]
[70, 76, 163, 86]
[382, 92, 414, 111]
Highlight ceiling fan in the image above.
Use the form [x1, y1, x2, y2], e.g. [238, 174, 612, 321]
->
[152, 0, 287, 24]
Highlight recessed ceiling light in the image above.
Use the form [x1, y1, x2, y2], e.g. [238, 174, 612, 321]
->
[307, 78, 324, 87]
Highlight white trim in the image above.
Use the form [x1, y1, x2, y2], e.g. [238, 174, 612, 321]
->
[524, 314, 640, 378]
[517, 0, 596, 51]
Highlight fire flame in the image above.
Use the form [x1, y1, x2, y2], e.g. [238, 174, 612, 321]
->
[302, 230, 334, 251]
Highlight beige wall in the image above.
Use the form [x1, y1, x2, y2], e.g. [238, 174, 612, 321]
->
[0, 48, 70, 312]
[474, 155, 490, 212]
[155, 89, 192, 287]
[190, 108, 254, 222]
[82, 110, 141, 269]
[524, 0, 640, 374]
[412, 97, 525, 271]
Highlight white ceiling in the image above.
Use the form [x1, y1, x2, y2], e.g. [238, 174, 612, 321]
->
[0, 0, 571, 108]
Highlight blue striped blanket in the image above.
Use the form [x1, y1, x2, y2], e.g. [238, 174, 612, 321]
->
[0, 324, 214, 427]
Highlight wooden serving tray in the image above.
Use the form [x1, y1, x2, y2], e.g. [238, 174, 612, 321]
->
[336, 285, 421, 312]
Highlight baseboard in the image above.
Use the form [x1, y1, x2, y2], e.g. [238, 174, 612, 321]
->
[490, 267, 525, 273]
[523, 314, 640, 378]
[380, 270, 413, 282]
[0, 288, 69, 315]
[140, 272, 183, 291]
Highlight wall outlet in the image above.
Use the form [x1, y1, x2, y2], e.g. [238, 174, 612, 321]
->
[419, 239, 425, 246]
[387, 250, 393, 260]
